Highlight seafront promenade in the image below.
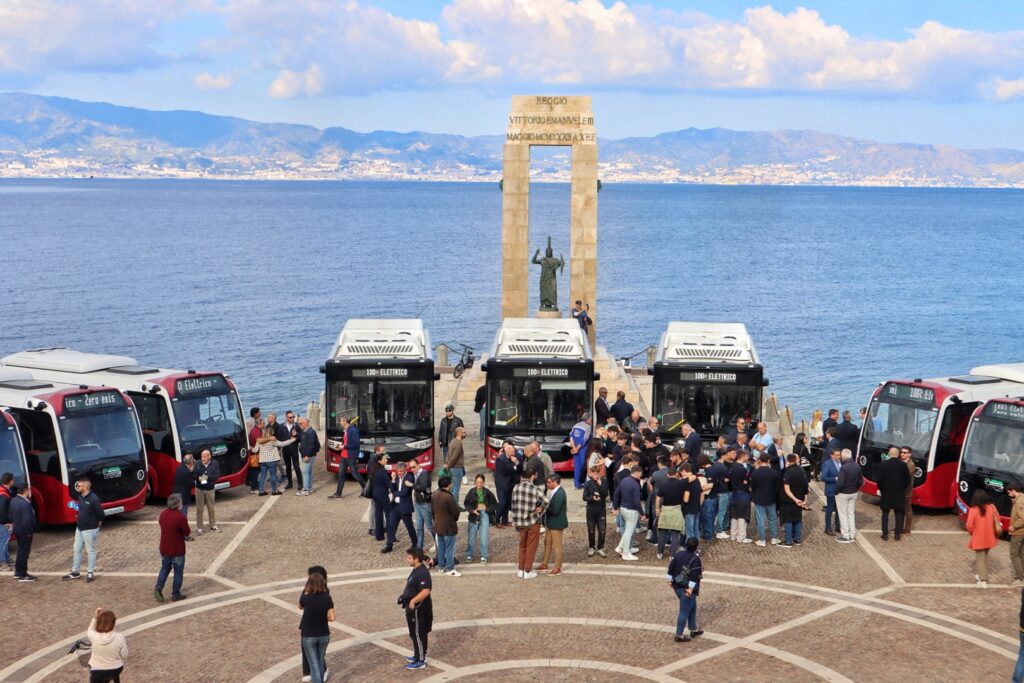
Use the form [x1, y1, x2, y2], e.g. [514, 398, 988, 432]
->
[1, 370, 1019, 682]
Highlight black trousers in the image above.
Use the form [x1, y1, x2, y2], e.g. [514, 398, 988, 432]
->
[406, 606, 431, 661]
[387, 511, 417, 549]
[14, 531, 31, 576]
[282, 449, 303, 488]
[90, 666, 123, 683]
[333, 458, 366, 496]
[881, 508, 905, 536]
[246, 465, 259, 490]
[586, 507, 606, 549]
[374, 501, 390, 542]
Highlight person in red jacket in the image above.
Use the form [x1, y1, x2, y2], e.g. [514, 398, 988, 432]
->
[155, 493, 191, 602]
[966, 490, 1001, 588]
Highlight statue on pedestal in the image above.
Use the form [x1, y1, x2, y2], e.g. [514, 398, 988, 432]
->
[532, 237, 565, 311]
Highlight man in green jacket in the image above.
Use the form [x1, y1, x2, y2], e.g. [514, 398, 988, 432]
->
[539, 474, 568, 575]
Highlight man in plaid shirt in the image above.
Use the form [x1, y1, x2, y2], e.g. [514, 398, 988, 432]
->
[511, 470, 549, 579]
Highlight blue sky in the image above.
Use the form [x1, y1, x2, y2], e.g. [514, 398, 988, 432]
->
[4, 1, 1024, 148]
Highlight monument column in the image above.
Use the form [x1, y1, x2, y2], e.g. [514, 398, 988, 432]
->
[501, 142, 530, 320]
[570, 142, 598, 351]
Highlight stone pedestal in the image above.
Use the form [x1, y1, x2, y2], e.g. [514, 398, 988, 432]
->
[536, 308, 562, 319]
[501, 95, 598, 350]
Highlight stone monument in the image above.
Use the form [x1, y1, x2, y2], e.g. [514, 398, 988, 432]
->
[501, 95, 598, 347]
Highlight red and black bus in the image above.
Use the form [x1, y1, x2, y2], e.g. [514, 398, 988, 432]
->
[956, 396, 1024, 530]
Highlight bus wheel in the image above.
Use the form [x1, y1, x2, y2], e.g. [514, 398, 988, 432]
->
[453, 363, 465, 380]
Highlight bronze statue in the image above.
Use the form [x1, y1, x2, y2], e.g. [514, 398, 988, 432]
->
[532, 236, 565, 311]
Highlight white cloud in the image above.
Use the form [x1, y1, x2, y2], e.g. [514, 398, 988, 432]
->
[193, 71, 237, 91]
[991, 78, 1024, 103]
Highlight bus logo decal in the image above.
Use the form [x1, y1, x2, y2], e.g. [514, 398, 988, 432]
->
[136, 469, 146, 481]
[984, 477, 1005, 491]
[959, 480, 969, 493]
[858, 455, 867, 466]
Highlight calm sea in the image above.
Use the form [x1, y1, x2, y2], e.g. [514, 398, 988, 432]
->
[1, 178, 1022, 421]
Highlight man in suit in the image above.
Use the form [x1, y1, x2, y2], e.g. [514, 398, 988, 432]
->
[821, 409, 839, 445]
[595, 387, 612, 425]
[833, 411, 860, 452]
[877, 448, 911, 541]
[538, 474, 568, 575]
[493, 441, 518, 527]
[384, 462, 417, 553]
[330, 416, 366, 498]
[610, 391, 633, 425]
[682, 423, 702, 464]
[297, 417, 320, 496]
[280, 411, 302, 490]
[11, 486, 36, 581]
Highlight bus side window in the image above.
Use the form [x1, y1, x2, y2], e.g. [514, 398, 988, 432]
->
[132, 392, 172, 452]
[11, 409, 58, 475]
[936, 402, 979, 465]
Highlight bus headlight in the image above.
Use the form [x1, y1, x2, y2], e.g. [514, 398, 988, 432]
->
[407, 439, 431, 450]
[327, 439, 344, 451]
[487, 437, 504, 449]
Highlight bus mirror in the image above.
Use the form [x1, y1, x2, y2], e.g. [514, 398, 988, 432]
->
[647, 368, 654, 376]
[594, 372, 601, 381]
[763, 378, 770, 387]
[33, 401, 47, 411]
[481, 362, 488, 373]
[318, 365, 326, 374]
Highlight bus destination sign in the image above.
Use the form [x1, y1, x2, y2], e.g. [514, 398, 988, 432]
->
[679, 371, 737, 384]
[351, 367, 409, 378]
[885, 383, 935, 404]
[513, 367, 570, 378]
[176, 375, 229, 397]
[64, 391, 121, 413]
[984, 401, 1024, 423]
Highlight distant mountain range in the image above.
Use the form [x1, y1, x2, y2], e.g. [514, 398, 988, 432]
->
[2, 92, 1024, 187]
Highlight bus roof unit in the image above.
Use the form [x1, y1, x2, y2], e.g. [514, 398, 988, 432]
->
[655, 322, 759, 366]
[489, 318, 591, 361]
[970, 363, 1024, 386]
[329, 319, 432, 362]
[3, 348, 139, 374]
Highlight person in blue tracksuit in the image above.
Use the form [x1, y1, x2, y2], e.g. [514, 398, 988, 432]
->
[569, 413, 593, 490]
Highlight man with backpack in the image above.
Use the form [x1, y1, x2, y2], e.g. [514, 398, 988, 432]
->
[666, 536, 704, 643]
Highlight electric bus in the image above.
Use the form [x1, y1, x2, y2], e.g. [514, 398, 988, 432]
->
[649, 322, 767, 456]
[483, 318, 596, 473]
[858, 366, 1024, 509]
[0, 369, 147, 524]
[321, 320, 438, 475]
[1, 348, 248, 498]
[1, 406, 30, 493]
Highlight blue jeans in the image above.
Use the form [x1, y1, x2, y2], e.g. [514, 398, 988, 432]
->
[258, 461, 279, 492]
[618, 508, 640, 553]
[302, 635, 330, 683]
[437, 534, 456, 571]
[754, 504, 778, 541]
[155, 554, 185, 597]
[301, 457, 315, 492]
[442, 445, 449, 466]
[449, 467, 465, 502]
[467, 511, 490, 559]
[673, 587, 698, 636]
[1013, 631, 1024, 683]
[716, 492, 731, 533]
[700, 498, 717, 540]
[414, 502, 435, 549]
[0, 523, 10, 563]
[479, 409, 486, 443]
[684, 513, 699, 541]
[72, 527, 99, 573]
[824, 494, 839, 532]
[784, 520, 803, 544]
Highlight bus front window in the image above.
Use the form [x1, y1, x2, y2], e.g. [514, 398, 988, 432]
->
[489, 379, 587, 432]
[962, 420, 1024, 476]
[328, 380, 431, 434]
[174, 391, 245, 444]
[61, 408, 145, 470]
[658, 382, 759, 435]
[862, 398, 937, 455]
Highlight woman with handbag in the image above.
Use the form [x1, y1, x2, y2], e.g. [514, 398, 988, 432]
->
[87, 608, 128, 683]
[253, 425, 295, 496]
[463, 473, 497, 563]
[666, 536, 704, 643]
[966, 490, 1002, 588]
[299, 573, 335, 683]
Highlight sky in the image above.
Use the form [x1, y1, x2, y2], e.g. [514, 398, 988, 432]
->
[3, 1, 1024, 148]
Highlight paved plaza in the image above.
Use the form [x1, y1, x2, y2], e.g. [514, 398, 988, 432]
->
[0, 448, 1020, 683]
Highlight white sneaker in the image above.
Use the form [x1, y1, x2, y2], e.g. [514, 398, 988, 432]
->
[447, 570, 462, 577]
[756, 540, 767, 547]
[630, 547, 639, 553]
[462, 475, 468, 485]
[621, 553, 639, 561]
[324, 669, 330, 682]
[976, 579, 988, 588]
[656, 553, 663, 560]
[587, 548, 595, 557]
[517, 569, 524, 578]
[302, 676, 311, 682]
[739, 538, 753, 544]
[614, 546, 623, 555]
[540, 526, 546, 533]
[429, 545, 436, 554]
[523, 571, 537, 579]
[716, 532, 730, 540]
[770, 538, 781, 545]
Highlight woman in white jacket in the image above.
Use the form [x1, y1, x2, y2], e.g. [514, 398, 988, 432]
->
[88, 608, 128, 682]
[254, 425, 295, 496]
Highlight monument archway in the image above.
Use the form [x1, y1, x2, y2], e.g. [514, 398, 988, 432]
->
[501, 95, 598, 347]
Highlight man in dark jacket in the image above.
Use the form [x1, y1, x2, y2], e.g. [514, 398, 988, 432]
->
[280, 411, 302, 490]
[431, 475, 461, 575]
[474, 385, 487, 445]
[595, 387, 612, 424]
[194, 449, 221, 534]
[612, 466, 644, 561]
[822, 409, 839, 444]
[877, 450, 911, 541]
[610, 391, 633, 425]
[384, 462, 417, 553]
[0, 472, 13, 571]
[667, 536, 704, 642]
[493, 442, 518, 527]
[833, 411, 860, 452]
[330, 416, 366, 498]
[583, 465, 609, 557]
[835, 450, 863, 543]
[173, 454, 196, 540]
[820, 448, 842, 536]
[10, 486, 36, 581]
[63, 477, 105, 582]
[297, 417, 320, 496]
[539, 474, 568, 575]
[437, 404, 464, 466]
[411, 460, 435, 553]
[750, 454, 781, 546]
[682, 424, 702, 465]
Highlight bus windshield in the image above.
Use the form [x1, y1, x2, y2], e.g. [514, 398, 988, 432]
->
[328, 380, 432, 434]
[489, 378, 587, 433]
[962, 419, 1024, 476]
[656, 382, 760, 435]
[0, 425, 27, 485]
[862, 396, 937, 455]
[173, 390, 245, 445]
[61, 407, 145, 470]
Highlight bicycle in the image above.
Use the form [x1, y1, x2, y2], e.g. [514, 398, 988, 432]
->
[452, 344, 475, 379]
